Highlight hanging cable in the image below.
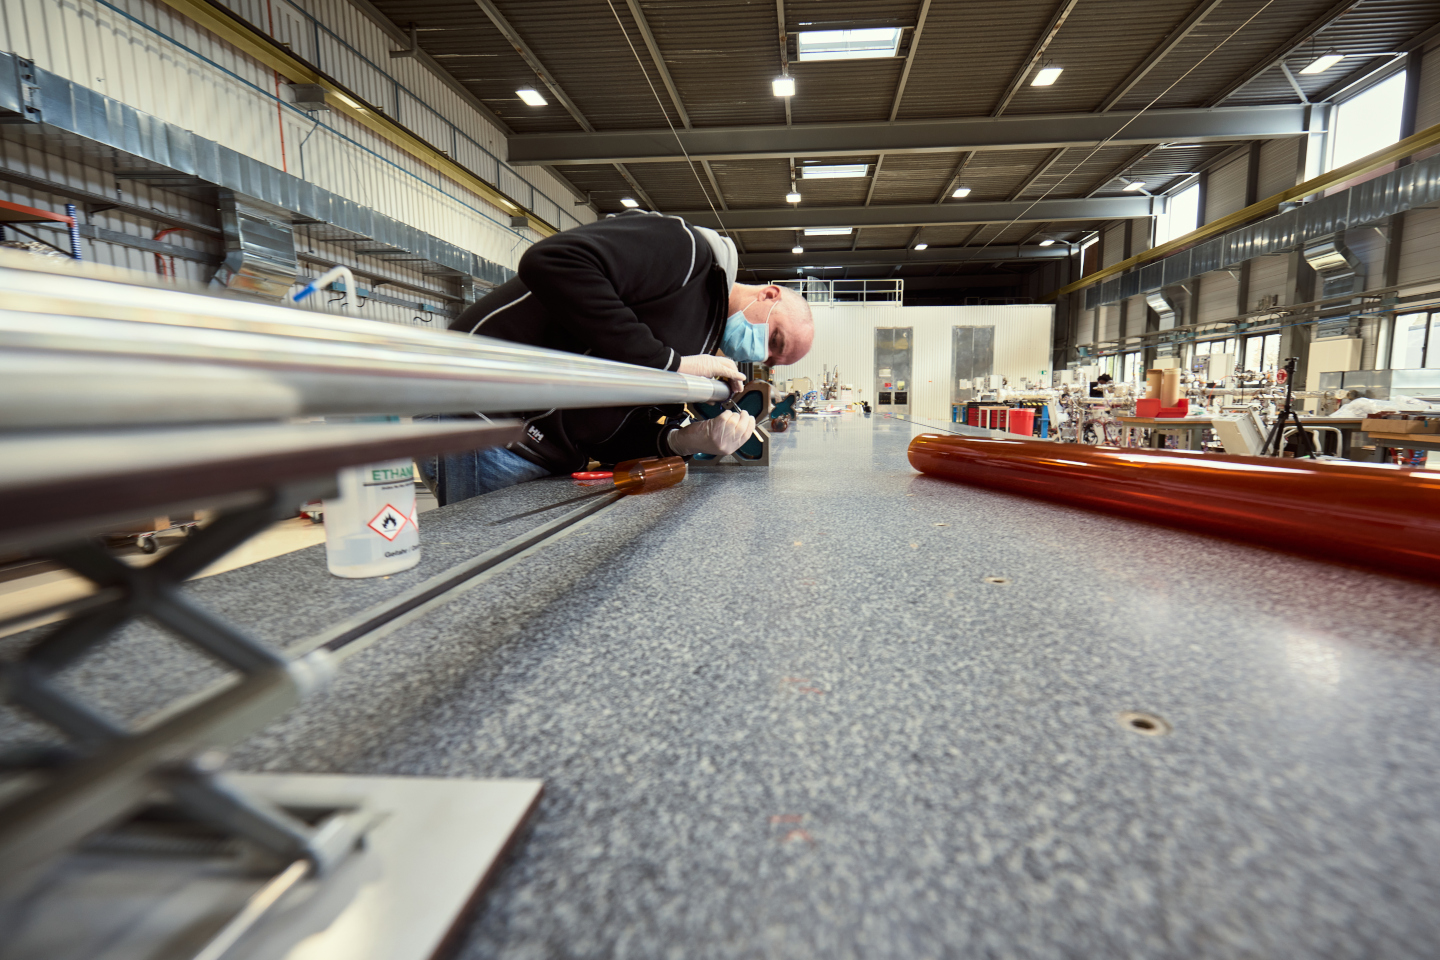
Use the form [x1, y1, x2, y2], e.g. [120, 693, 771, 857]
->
[600, 0, 734, 243]
[957, 0, 1280, 267]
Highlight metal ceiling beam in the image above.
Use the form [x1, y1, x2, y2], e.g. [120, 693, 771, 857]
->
[1207, 0, 1363, 106]
[739, 246, 1069, 269]
[992, 0, 1081, 117]
[343, 0, 513, 135]
[936, 153, 974, 203]
[1096, 0, 1226, 112]
[674, 197, 1153, 231]
[889, 0, 933, 121]
[1008, 148, 1068, 200]
[473, 0, 593, 133]
[776, 0, 791, 127]
[508, 105, 1311, 165]
[1084, 145, 1159, 197]
[618, 0, 730, 213]
[1311, 55, 1398, 102]
[473, 0, 660, 213]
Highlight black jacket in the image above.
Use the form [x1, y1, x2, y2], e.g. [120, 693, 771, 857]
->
[450, 211, 730, 472]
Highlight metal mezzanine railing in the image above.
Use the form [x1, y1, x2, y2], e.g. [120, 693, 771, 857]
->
[778, 279, 904, 303]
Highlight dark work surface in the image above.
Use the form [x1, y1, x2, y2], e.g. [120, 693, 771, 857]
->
[8, 415, 1440, 959]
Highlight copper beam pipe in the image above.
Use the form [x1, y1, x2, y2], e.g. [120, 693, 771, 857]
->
[908, 434, 1440, 581]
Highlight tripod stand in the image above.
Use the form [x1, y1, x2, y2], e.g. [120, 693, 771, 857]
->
[1261, 356, 1316, 457]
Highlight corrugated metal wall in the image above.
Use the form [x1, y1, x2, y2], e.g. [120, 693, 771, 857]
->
[771, 304, 1054, 421]
[1101, 222, 1126, 268]
[1416, 39, 1440, 130]
[1099, 303, 1121, 342]
[1124, 296, 1147, 339]
[1257, 138, 1300, 199]
[1204, 156, 1248, 222]
[1398, 207, 1440, 288]
[1248, 254, 1289, 308]
[1197, 270, 1239, 324]
[0, 0, 592, 281]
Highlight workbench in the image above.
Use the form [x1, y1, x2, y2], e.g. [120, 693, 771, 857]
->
[6, 415, 1439, 958]
[1119, 416, 1370, 456]
[1117, 416, 1214, 449]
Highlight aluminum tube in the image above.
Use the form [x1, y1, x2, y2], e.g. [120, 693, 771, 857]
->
[908, 434, 1440, 581]
[0, 259, 731, 426]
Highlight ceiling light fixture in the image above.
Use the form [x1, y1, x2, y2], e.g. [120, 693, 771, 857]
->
[772, 76, 796, 97]
[516, 88, 547, 106]
[795, 27, 905, 62]
[914, 243, 929, 250]
[1300, 52, 1344, 75]
[1123, 180, 1146, 192]
[801, 164, 869, 179]
[792, 245, 804, 254]
[786, 191, 802, 203]
[803, 227, 852, 236]
[951, 186, 972, 198]
[620, 197, 639, 208]
[1031, 66, 1063, 87]
[1039, 239, 1056, 246]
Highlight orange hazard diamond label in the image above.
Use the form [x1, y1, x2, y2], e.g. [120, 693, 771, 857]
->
[367, 504, 409, 541]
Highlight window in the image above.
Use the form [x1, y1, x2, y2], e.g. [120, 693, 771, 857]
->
[1391, 312, 1440, 368]
[1243, 333, 1281, 373]
[1155, 183, 1200, 246]
[1117, 351, 1140, 385]
[1393, 313, 1427, 368]
[1329, 71, 1407, 172]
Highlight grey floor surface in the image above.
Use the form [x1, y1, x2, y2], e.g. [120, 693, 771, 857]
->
[8, 414, 1440, 959]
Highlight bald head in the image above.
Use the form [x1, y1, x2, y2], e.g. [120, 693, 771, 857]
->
[727, 283, 815, 367]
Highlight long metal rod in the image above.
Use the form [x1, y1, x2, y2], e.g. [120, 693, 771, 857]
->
[190, 858, 312, 960]
[0, 255, 730, 427]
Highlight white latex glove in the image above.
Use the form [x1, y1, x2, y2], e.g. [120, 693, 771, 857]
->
[678, 354, 744, 396]
[667, 410, 756, 457]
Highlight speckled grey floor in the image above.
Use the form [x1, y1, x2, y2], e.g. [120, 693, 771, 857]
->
[9, 414, 1440, 959]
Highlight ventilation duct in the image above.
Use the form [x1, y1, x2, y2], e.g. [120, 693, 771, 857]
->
[1085, 150, 1440, 310]
[210, 192, 298, 301]
[1302, 236, 1364, 338]
[1145, 290, 1179, 331]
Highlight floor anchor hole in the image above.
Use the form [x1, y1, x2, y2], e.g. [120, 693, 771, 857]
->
[1119, 711, 1171, 736]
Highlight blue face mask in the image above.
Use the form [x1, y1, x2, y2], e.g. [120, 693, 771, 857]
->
[721, 299, 773, 362]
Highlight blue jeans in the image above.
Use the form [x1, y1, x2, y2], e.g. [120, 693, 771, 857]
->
[419, 442, 553, 507]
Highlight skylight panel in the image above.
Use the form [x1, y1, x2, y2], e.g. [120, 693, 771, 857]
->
[800, 164, 869, 179]
[796, 28, 903, 62]
[803, 227, 853, 236]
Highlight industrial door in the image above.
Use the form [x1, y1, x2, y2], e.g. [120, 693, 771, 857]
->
[952, 326, 995, 405]
[875, 327, 913, 415]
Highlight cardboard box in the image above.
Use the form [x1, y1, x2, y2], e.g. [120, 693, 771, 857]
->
[1362, 418, 1439, 434]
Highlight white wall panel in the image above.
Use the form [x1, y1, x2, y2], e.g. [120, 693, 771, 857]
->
[1204, 157, 1247, 222]
[772, 304, 1053, 421]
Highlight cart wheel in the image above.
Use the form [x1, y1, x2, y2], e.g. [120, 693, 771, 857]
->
[138, 535, 158, 554]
